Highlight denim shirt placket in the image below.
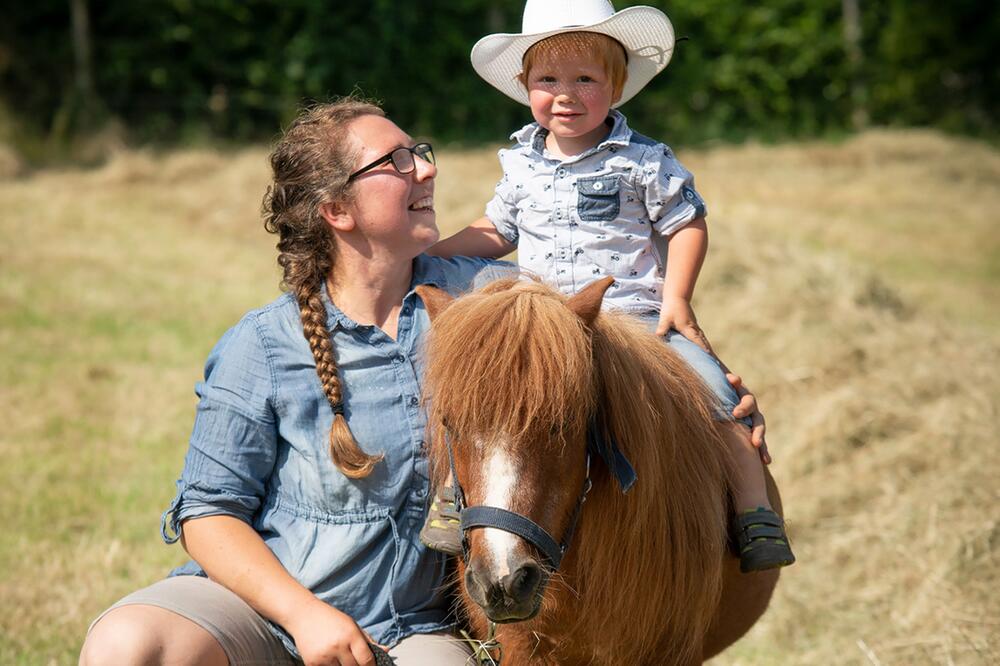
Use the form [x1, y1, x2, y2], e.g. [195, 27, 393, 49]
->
[392, 291, 433, 511]
[324, 289, 429, 642]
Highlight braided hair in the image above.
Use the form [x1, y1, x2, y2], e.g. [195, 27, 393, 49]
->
[262, 97, 385, 478]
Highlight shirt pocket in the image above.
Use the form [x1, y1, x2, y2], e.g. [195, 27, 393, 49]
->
[576, 175, 621, 222]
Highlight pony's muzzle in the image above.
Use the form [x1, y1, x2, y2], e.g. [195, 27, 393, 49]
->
[465, 555, 545, 622]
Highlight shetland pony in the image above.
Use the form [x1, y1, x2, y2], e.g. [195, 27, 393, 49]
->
[417, 277, 782, 666]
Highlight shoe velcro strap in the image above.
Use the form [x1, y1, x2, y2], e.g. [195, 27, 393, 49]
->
[738, 510, 784, 528]
[742, 523, 786, 541]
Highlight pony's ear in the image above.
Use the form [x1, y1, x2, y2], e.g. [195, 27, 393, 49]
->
[566, 276, 615, 326]
[415, 285, 455, 321]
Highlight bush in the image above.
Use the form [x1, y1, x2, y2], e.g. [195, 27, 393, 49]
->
[0, 0, 996, 148]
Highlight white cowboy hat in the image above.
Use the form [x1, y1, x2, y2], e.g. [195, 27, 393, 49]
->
[470, 0, 675, 108]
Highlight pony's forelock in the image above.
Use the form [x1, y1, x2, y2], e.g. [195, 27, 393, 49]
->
[423, 278, 596, 447]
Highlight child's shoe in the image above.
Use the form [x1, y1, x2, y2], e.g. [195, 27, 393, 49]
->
[419, 485, 463, 555]
[735, 507, 796, 573]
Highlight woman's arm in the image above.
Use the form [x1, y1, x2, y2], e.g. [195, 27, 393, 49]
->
[427, 216, 515, 259]
[182, 515, 376, 666]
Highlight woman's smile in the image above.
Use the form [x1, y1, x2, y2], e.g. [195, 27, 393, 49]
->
[408, 195, 434, 212]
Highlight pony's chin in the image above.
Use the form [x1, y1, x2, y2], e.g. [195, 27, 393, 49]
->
[484, 600, 543, 624]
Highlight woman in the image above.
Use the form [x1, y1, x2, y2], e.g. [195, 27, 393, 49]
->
[80, 98, 504, 666]
[79, 98, 766, 666]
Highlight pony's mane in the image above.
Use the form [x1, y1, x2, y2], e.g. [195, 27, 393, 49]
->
[423, 278, 596, 447]
[422, 278, 735, 665]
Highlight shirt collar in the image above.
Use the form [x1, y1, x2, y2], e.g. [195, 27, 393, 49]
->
[321, 282, 357, 332]
[509, 109, 633, 157]
[321, 255, 444, 332]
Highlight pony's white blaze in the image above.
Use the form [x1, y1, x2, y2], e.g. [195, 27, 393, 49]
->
[481, 447, 521, 576]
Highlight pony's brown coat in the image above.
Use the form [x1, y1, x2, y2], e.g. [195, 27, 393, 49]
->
[421, 278, 739, 665]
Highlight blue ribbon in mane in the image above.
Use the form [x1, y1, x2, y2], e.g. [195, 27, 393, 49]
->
[586, 413, 637, 493]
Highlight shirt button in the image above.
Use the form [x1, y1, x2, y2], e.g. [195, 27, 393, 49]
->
[394, 354, 405, 364]
[557, 169, 566, 177]
[409, 396, 419, 407]
[593, 182, 603, 190]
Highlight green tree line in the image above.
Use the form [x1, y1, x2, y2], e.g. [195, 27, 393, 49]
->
[1, 0, 996, 148]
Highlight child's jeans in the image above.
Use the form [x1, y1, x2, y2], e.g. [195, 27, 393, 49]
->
[636, 315, 753, 429]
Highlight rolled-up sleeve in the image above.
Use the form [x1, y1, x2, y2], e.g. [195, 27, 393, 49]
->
[640, 145, 708, 237]
[484, 149, 521, 245]
[161, 316, 278, 543]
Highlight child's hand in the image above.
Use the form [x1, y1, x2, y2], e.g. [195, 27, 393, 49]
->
[656, 296, 714, 355]
[728, 372, 771, 465]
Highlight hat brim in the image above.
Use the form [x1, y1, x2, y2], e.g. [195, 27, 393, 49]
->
[470, 6, 674, 108]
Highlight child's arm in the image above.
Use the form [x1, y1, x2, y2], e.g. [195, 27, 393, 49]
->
[427, 216, 516, 259]
[655, 217, 714, 354]
[659, 218, 770, 454]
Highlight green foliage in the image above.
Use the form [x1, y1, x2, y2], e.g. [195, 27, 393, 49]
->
[0, 0, 996, 148]
[866, 0, 998, 134]
[624, 0, 852, 143]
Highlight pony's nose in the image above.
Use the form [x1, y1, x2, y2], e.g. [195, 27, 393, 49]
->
[501, 559, 543, 603]
[465, 556, 544, 621]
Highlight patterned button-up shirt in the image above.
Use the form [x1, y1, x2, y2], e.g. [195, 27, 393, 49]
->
[485, 109, 707, 313]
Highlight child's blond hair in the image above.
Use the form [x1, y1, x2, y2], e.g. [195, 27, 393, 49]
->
[518, 32, 629, 103]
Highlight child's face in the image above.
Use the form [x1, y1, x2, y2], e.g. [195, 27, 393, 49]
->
[525, 50, 615, 145]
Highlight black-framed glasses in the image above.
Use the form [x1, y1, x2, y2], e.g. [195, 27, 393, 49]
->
[347, 142, 435, 181]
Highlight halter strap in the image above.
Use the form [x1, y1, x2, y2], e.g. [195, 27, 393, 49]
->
[459, 460, 592, 570]
[462, 506, 565, 569]
[444, 430, 592, 570]
[443, 428, 466, 511]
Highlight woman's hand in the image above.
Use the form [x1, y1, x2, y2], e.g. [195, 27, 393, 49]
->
[182, 516, 381, 665]
[727, 372, 771, 464]
[286, 599, 379, 666]
[656, 296, 714, 355]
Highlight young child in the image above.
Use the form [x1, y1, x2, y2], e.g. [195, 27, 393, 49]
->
[423, 0, 794, 573]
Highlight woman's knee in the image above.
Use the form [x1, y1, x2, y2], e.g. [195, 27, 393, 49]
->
[80, 604, 227, 666]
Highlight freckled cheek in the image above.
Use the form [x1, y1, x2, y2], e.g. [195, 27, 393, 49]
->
[575, 87, 612, 106]
[529, 93, 557, 126]
[530, 90, 556, 110]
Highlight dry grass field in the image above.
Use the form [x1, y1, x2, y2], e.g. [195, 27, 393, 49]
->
[1, 130, 998, 664]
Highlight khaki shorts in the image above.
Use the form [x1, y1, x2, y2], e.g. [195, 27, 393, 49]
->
[88, 576, 473, 665]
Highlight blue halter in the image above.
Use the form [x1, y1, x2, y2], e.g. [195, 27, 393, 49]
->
[443, 414, 636, 570]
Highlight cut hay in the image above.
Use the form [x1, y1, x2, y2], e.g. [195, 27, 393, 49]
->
[1, 129, 997, 664]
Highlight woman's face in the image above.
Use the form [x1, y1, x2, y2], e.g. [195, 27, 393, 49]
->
[340, 115, 440, 256]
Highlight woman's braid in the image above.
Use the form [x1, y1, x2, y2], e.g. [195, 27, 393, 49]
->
[299, 290, 341, 404]
[263, 97, 385, 478]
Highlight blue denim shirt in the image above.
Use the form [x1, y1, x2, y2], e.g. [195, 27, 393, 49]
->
[485, 109, 707, 313]
[161, 254, 513, 656]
